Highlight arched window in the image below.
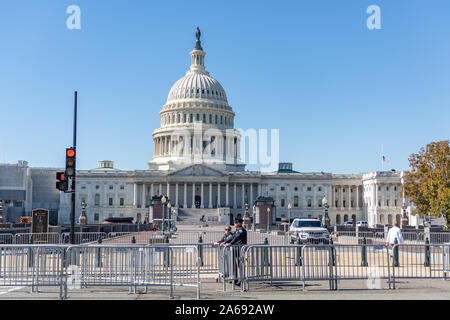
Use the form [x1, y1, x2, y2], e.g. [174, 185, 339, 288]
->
[380, 214, 385, 225]
[395, 214, 401, 225]
[344, 214, 348, 222]
[209, 114, 212, 123]
[388, 214, 393, 225]
[336, 215, 341, 225]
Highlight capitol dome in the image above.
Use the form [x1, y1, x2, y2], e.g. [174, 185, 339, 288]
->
[167, 72, 228, 104]
[149, 28, 244, 172]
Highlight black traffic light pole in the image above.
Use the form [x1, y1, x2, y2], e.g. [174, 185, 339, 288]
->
[70, 91, 77, 245]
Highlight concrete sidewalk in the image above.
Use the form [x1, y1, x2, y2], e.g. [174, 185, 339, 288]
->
[0, 278, 449, 300]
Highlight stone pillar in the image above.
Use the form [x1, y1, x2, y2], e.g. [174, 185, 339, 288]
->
[226, 183, 229, 207]
[250, 184, 253, 213]
[133, 183, 138, 207]
[192, 183, 196, 208]
[141, 184, 146, 208]
[175, 183, 179, 207]
[208, 183, 212, 209]
[241, 183, 245, 208]
[257, 184, 261, 197]
[356, 186, 360, 208]
[218, 183, 221, 208]
[167, 183, 170, 199]
[348, 185, 351, 210]
[183, 183, 187, 208]
[200, 183, 204, 208]
[159, 183, 162, 196]
[150, 184, 154, 198]
[340, 186, 344, 209]
[233, 184, 237, 209]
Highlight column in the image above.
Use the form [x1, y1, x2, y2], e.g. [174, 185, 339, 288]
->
[159, 183, 162, 196]
[141, 184, 146, 208]
[175, 183, 179, 207]
[133, 183, 137, 207]
[312, 184, 316, 208]
[150, 183, 154, 198]
[208, 183, 212, 209]
[218, 183, 221, 208]
[348, 186, 351, 210]
[340, 186, 344, 209]
[226, 183, 229, 207]
[200, 183, 204, 208]
[356, 186, 360, 208]
[233, 184, 237, 209]
[183, 183, 187, 208]
[257, 184, 261, 197]
[192, 183, 196, 208]
[241, 184, 245, 208]
[250, 184, 253, 212]
[375, 183, 378, 207]
[167, 183, 170, 200]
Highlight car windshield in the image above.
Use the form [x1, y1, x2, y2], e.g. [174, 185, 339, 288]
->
[293, 220, 322, 228]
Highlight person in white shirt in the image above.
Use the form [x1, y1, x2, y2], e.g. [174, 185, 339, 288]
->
[386, 221, 404, 247]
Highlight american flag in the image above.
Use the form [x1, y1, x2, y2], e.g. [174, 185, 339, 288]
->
[383, 156, 388, 162]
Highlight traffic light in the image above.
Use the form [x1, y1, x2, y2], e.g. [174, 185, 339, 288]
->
[65, 147, 76, 177]
[56, 171, 68, 191]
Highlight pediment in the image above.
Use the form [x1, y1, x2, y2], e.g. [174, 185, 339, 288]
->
[169, 164, 226, 177]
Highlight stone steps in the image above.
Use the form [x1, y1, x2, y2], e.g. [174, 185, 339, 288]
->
[177, 208, 223, 225]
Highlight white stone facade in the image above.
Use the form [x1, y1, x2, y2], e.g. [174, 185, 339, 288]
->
[57, 32, 414, 227]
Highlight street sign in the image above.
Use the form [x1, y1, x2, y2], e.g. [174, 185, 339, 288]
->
[31, 209, 49, 234]
[19, 217, 31, 223]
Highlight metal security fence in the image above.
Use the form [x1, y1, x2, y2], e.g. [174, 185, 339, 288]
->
[64, 244, 201, 299]
[170, 230, 290, 245]
[15, 233, 62, 244]
[390, 244, 449, 288]
[332, 231, 450, 245]
[61, 232, 108, 244]
[0, 245, 66, 298]
[0, 234, 13, 244]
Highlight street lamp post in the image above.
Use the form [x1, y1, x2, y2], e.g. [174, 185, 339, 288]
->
[167, 202, 172, 231]
[266, 207, 270, 233]
[401, 201, 409, 228]
[161, 195, 167, 234]
[287, 203, 292, 225]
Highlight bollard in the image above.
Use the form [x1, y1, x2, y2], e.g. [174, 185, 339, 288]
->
[28, 235, 34, 268]
[96, 236, 103, 268]
[424, 238, 430, 267]
[295, 238, 302, 266]
[131, 235, 136, 244]
[361, 237, 368, 266]
[393, 238, 399, 267]
[197, 235, 204, 267]
[263, 238, 270, 267]
[328, 238, 335, 267]
[163, 235, 170, 267]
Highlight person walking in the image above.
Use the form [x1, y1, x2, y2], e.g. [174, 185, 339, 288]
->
[225, 218, 247, 287]
[386, 221, 404, 247]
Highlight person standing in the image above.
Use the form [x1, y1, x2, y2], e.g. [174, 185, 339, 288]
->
[225, 218, 247, 287]
[214, 225, 234, 247]
[386, 221, 404, 247]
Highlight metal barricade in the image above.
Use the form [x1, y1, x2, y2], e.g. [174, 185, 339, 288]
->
[64, 244, 201, 299]
[0, 244, 66, 299]
[61, 232, 108, 244]
[106, 232, 162, 244]
[220, 246, 243, 291]
[14, 233, 61, 244]
[391, 243, 448, 288]
[0, 234, 13, 244]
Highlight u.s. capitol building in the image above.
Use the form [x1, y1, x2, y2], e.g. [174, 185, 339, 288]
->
[57, 31, 415, 228]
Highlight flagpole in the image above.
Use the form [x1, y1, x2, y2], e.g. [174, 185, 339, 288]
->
[381, 144, 384, 171]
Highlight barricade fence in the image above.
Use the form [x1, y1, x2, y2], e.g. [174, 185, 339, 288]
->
[332, 231, 450, 244]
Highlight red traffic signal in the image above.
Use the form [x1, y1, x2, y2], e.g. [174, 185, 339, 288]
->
[65, 147, 76, 177]
[56, 171, 68, 191]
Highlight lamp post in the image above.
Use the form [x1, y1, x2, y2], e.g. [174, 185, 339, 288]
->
[266, 207, 270, 233]
[401, 201, 409, 228]
[161, 195, 167, 234]
[167, 202, 172, 231]
[287, 203, 292, 225]
[322, 196, 330, 226]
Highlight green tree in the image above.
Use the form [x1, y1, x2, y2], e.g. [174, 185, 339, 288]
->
[403, 141, 450, 227]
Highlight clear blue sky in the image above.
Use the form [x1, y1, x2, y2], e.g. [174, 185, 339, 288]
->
[0, 0, 449, 173]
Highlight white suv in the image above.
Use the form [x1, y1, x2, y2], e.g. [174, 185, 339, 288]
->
[289, 218, 330, 244]
[356, 221, 368, 227]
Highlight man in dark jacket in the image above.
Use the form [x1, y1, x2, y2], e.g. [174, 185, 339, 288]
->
[225, 218, 247, 287]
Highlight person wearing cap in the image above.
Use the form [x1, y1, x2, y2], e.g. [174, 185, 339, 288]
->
[225, 218, 247, 287]
[214, 225, 234, 247]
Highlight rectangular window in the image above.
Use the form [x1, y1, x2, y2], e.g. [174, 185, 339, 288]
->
[294, 196, 299, 207]
[94, 213, 99, 222]
[281, 199, 285, 207]
[307, 199, 312, 207]
[109, 198, 113, 206]
[307, 187, 311, 191]
[120, 198, 124, 206]
[280, 187, 285, 191]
